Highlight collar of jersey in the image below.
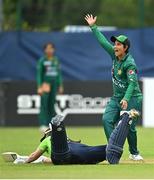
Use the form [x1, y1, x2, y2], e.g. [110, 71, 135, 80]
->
[116, 53, 129, 62]
[44, 56, 55, 61]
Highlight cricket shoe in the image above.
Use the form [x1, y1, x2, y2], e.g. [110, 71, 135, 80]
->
[51, 114, 64, 126]
[129, 154, 144, 161]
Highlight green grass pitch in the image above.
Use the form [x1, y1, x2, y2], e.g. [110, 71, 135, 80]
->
[0, 126, 154, 179]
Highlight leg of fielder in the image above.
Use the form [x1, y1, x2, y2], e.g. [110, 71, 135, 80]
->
[39, 93, 50, 132]
[50, 115, 71, 165]
[47, 84, 57, 125]
[106, 109, 139, 164]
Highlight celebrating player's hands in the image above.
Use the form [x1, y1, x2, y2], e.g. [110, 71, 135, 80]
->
[85, 14, 97, 26]
[120, 99, 128, 110]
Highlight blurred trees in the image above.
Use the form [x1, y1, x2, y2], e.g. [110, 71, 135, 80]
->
[2, 0, 154, 31]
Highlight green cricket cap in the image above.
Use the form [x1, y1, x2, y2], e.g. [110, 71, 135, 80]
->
[110, 35, 130, 49]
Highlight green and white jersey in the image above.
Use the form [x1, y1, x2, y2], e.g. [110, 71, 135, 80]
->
[37, 56, 63, 88]
[38, 136, 52, 155]
[90, 25, 142, 102]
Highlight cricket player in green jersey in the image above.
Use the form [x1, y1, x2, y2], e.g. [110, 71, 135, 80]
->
[85, 14, 143, 161]
[37, 42, 64, 132]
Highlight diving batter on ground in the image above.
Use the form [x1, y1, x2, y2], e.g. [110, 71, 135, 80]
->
[85, 14, 143, 161]
[22, 109, 139, 165]
[37, 42, 64, 133]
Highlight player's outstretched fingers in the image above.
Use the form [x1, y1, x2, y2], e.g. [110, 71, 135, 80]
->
[85, 14, 89, 20]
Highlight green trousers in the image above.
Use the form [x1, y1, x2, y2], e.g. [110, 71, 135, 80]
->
[102, 96, 142, 155]
[39, 84, 57, 126]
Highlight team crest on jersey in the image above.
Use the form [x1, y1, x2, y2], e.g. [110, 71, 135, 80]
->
[128, 70, 135, 75]
[118, 69, 122, 75]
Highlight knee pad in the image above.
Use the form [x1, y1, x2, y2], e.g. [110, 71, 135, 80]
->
[106, 144, 123, 164]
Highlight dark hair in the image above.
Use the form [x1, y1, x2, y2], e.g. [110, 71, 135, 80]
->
[43, 42, 55, 50]
[123, 39, 130, 54]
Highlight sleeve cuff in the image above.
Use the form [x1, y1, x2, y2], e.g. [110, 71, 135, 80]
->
[90, 24, 97, 29]
[123, 96, 130, 103]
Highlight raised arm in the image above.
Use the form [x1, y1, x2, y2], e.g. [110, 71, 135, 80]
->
[85, 14, 114, 57]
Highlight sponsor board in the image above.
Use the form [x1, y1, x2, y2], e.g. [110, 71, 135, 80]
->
[17, 94, 110, 117]
[0, 81, 142, 126]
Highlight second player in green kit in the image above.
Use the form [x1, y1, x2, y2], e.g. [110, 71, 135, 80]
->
[85, 14, 143, 160]
[37, 42, 63, 132]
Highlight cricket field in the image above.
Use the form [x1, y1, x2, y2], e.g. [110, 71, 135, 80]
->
[0, 126, 154, 179]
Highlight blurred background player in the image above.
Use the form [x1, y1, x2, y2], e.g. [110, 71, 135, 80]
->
[37, 42, 64, 133]
[85, 14, 143, 161]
